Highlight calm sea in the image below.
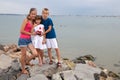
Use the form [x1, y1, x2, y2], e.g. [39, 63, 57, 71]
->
[0, 15, 120, 73]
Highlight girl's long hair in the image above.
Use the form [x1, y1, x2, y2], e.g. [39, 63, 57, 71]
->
[27, 8, 36, 24]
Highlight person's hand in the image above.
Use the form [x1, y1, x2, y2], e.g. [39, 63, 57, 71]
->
[31, 32, 36, 35]
[42, 39, 46, 44]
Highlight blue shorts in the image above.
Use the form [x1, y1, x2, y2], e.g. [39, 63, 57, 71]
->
[18, 38, 32, 47]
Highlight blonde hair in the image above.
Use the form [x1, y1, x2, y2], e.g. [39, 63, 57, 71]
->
[42, 8, 49, 13]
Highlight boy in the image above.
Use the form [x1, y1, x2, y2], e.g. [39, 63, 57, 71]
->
[41, 8, 61, 67]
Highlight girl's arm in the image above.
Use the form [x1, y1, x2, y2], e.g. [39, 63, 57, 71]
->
[20, 19, 33, 35]
[31, 24, 37, 33]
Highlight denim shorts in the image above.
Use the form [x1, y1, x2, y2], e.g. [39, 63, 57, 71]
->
[18, 38, 32, 47]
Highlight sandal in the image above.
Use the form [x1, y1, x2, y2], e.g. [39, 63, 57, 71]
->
[57, 62, 62, 68]
[49, 60, 53, 65]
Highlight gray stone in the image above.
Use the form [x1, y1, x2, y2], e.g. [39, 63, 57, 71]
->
[0, 54, 13, 69]
[62, 70, 76, 80]
[11, 59, 20, 71]
[74, 64, 101, 80]
[17, 74, 29, 80]
[52, 73, 62, 80]
[27, 74, 48, 80]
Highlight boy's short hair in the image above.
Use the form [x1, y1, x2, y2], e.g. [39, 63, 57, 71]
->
[42, 8, 49, 13]
[43, 8, 49, 11]
[35, 15, 42, 20]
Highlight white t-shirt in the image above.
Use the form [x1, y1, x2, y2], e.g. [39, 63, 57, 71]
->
[32, 24, 46, 49]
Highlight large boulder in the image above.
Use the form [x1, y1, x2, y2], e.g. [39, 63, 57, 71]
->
[74, 64, 101, 80]
[0, 54, 13, 69]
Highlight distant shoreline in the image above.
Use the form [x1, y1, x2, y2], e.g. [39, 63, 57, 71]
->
[0, 13, 120, 17]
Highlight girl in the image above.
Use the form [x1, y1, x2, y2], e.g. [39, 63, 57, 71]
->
[18, 8, 38, 74]
[32, 15, 46, 66]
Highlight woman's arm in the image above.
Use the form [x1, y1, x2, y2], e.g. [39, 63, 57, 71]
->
[20, 19, 32, 35]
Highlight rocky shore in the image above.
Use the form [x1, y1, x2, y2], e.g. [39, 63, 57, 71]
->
[0, 44, 120, 80]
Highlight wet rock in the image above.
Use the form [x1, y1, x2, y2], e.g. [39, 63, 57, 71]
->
[108, 71, 120, 79]
[100, 71, 107, 79]
[114, 64, 120, 67]
[94, 73, 99, 80]
[73, 55, 96, 64]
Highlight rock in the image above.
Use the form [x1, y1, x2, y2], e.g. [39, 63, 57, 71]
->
[0, 54, 13, 69]
[3, 44, 20, 53]
[99, 71, 107, 79]
[11, 59, 20, 71]
[0, 50, 5, 55]
[27, 74, 48, 80]
[3, 45, 10, 52]
[17, 74, 29, 80]
[73, 55, 96, 64]
[114, 64, 120, 67]
[52, 73, 62, 80]
[61, 70, 76, 80]
[64, 60, 76, 70]
[0, 44, 4, 50]
[9, 52, 21, 59]
[74, 64, 101, 80]
[108, 71, 120, 79]
[94, 73, 99, 80]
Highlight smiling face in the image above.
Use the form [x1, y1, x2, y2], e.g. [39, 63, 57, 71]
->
[29, 10, 37, 20]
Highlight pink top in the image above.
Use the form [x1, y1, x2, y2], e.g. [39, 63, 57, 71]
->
[20, 21, 33, 39]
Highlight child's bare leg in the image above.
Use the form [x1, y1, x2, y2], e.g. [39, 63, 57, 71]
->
[55, 48, 61, 62]
[40, 50, 45, 64]
[36, 49, 42, 66]
[48, 48, 53, 64]
[20, 47, 28, 74]
[26, 44, 38, 65]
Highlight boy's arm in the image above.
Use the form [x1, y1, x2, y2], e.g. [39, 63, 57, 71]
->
[42, 28, 46, 44]
[44, 25, 52, 34]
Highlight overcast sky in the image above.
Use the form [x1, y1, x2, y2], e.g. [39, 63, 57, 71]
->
[0, 0, 120, 15]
